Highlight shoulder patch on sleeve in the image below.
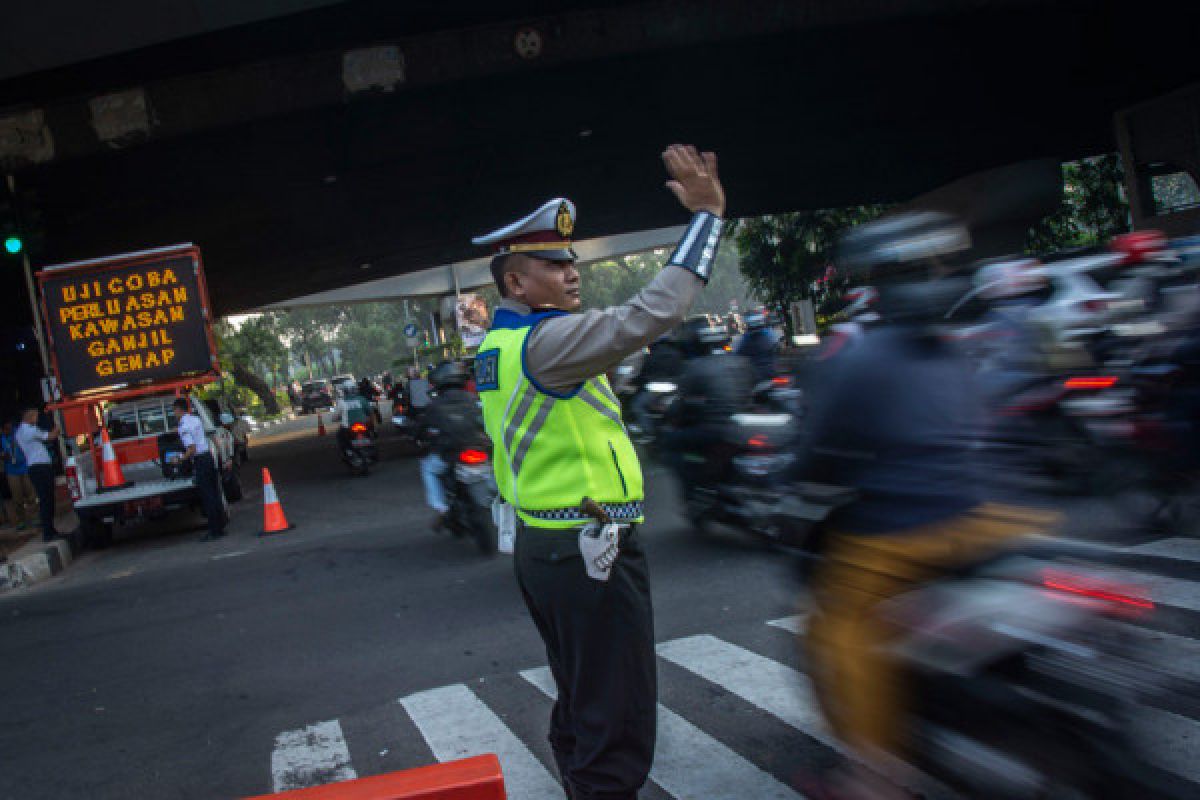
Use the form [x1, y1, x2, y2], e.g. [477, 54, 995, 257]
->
[474, 348, 500, 391]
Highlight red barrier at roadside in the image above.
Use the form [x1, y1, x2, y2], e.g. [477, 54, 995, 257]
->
[243, 754, 505, 800]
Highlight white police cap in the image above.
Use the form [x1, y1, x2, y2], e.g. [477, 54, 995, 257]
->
[471, 198, 577, 261]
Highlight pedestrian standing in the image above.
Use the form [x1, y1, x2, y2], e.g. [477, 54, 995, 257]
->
[2, 419, 35, 529]
[172, 398, 226, 541]
[15, 408, 61, 542]
[472, 144, 726, 799]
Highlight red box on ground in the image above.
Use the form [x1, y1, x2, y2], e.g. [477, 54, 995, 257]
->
[243, 754, 506, 800]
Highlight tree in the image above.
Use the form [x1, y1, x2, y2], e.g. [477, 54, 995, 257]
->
[215, 314, 286, 414]
[276, 307, 342, 380]
[732, 206, 888, 316]
[577, 243, 759, 317]
[334, 303, 407, 376]
[1026, 154, 1129, 253]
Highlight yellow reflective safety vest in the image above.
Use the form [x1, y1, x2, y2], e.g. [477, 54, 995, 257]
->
[474, 308, 645, 529]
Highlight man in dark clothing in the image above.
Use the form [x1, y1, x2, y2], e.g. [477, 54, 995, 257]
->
[663, 319, 755, 487]
[419, 362, 486, 525]
[735, 307, 779, 383]
[798, 213, 1058, 800]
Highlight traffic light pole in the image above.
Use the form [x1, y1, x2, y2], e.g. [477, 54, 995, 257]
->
[7, 174, 52, 388]
[8, 173, 68, 466]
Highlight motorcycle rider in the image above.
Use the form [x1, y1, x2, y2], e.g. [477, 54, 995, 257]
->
[418, 361, 486, 529]
[335, 379, 375, 453]
[797, 212, 1059, 799]
[735, 307, 780, 382]
[662, 317, 755, 489]
[817, 286, 880, 362]
[627, 333, 686, 440]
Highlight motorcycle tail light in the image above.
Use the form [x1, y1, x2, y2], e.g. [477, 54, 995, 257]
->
[747, 434, 770, 449]
[350, 422, 368, 433]
[1064, 376, 1118, 390]
[1042, 568, 1153, 616]
[459, 449, 489, 465]
[771, 376, 790, 388]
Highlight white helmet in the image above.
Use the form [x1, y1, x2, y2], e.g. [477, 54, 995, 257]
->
[974, 258, 1046, 300]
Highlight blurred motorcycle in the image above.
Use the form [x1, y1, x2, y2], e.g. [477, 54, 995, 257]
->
[791, 489, 1192, 799]
[438, 441, 499, 554]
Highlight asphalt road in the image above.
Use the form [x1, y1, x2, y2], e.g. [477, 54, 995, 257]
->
[1, 415, 1198, 799]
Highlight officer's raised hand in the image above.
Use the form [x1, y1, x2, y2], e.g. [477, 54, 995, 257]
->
[662, 144, 725, 217]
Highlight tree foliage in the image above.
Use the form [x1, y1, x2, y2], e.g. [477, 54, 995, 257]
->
[1026, 154, 1129, 253]
[214, 314, 287, 414]
[732, 206, 888, 313]
[578, 243, 758, 316]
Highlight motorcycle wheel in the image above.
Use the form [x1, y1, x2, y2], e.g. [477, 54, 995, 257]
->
[470, 502, 497, 555]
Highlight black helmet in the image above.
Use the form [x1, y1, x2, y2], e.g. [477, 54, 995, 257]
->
[836, 211, 970, 280]
[836, 212, 972, 325]
[430, 361, 469, 390]
[676, 315, 731, 356]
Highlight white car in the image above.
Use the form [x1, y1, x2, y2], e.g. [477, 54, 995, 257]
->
[1025, 252, 1125, 341]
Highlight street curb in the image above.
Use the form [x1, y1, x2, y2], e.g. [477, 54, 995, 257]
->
[0, 535, 77, 594]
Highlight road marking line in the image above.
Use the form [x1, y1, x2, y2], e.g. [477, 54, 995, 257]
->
[1129, 706, 1200, 782]
[211, 550, 249, 560]
[1124, 537, 1200, 564]
[766, 614, 808, 634]
[399, 683, 562, 800]
[656, 634, 844, 755]
[271, 719, 356, 792]
[521, 667, 803, 799]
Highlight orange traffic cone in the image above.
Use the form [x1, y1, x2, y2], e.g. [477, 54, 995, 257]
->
[316, 413, 326, 436]
[98, 428, 132, 491]
[259, 467, 295, 535]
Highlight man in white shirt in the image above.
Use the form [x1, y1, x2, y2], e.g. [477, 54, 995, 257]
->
[173, 397, 226, 541]
[15, 407, 60, 542]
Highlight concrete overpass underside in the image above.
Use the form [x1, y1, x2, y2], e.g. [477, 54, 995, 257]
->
[1, 0, 1198, 320]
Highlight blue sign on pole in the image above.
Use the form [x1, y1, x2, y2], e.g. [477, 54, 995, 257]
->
[403, 323, 419, 337]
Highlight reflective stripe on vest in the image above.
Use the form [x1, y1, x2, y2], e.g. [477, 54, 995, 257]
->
[476, 309, 645, 529]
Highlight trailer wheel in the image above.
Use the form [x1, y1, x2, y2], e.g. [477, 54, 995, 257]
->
[79, 515, 114, 550]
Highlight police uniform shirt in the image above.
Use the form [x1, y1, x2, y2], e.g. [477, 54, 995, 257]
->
[504, 265, 702, 393]
[15, 422, 53, 466]
[177, 412, 210, 455]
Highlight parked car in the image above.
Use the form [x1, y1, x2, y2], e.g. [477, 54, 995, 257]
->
[301, 380, 334, 414]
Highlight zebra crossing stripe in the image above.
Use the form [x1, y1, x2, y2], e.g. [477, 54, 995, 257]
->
[1129, 706, 1200, 783]
[520, 667, 804, 800]
[656, 635, 845, 756]
[1124, 537, 1200, 564]
[270, 719, 356, 793]
[398, 683, 563, 800]
[766, 614, 808, 635]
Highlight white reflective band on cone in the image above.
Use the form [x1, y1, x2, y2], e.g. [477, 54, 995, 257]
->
[264, 482, 279, 505]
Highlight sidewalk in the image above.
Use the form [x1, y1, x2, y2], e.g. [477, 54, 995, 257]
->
[0, 508, 80, 594]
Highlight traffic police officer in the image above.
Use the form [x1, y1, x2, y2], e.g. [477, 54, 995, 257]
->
[172, 397, 226, 541]
[472, 144, 726, 799]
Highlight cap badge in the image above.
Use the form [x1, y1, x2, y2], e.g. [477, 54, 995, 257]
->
[555, 202, 574, 238]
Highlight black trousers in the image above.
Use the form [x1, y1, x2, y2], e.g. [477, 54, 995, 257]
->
[515, 524, 656, 800]
[27, 464, 57, 541]
[194, 452, 225, 537]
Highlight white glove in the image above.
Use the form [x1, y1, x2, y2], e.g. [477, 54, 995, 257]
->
[493, 498, 516, 555]
[579, 523, 621, 582]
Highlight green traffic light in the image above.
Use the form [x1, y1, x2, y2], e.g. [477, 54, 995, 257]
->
[4, 236, 22, 254]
